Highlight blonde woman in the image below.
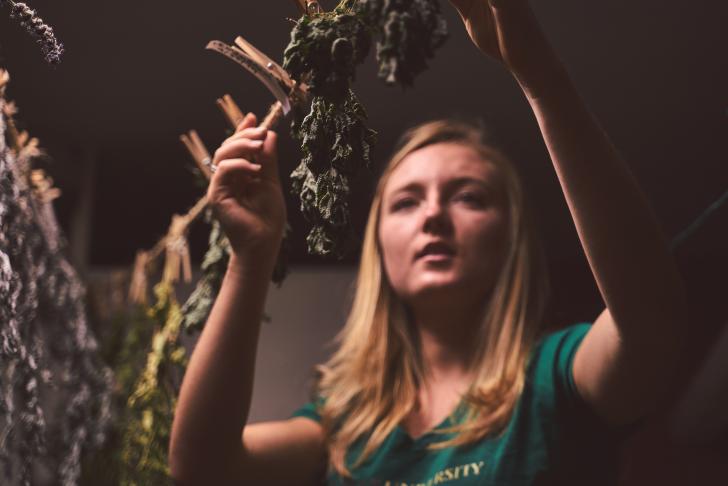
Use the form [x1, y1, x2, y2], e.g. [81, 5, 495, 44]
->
[170, 1, 687, 484]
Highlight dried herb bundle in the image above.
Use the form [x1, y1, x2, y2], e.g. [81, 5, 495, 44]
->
[282, 0, 446, 257]
[0, 0, 64, 64]
[119, 283, 186, 485]
[359, 0, 448, 86]
[0, 86, 111, 485]
[180, 219, 230, 333]
[284, 7, 371, 101]
[290, 91, 376, 256]
[180, 203, 290, 334]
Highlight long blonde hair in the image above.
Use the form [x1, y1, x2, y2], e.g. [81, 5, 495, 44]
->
[314, 119, 550, 477]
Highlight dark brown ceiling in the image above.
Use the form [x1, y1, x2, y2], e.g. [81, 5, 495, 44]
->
[0, 0, 725, 280]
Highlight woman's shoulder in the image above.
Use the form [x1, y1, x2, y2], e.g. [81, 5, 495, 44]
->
[290, 395, 326, 423]
[526, 322, 592, 404]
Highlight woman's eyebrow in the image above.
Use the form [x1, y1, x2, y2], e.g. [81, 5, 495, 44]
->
[389, 181, 425, 196]
[445, 177, 490, 190]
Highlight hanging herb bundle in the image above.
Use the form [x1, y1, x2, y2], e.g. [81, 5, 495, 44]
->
[283, 1, 376, 257]
[0, 0, 64, 64]
[281, 0, 447, 257]
[0, 75, 111, 485]
[290, 91, 376, 256]
[358, 0, 448, 86]
[180, 217, 291, 334]
[119, 282, 187, 485]
[283, 4, 371, 102]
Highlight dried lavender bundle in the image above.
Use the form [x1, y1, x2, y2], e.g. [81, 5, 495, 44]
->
[0, 0, 64, 64]
[0, 95, 111, 485]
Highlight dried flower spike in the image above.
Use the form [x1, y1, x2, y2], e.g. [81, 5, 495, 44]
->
[1, 0, 64, 64]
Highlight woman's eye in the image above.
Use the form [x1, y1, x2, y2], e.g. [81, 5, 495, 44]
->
[391, 198, 416, 211]
[455, 192, 484, 205]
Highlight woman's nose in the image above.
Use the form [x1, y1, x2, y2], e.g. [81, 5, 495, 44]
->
[422, 199, 453, 234]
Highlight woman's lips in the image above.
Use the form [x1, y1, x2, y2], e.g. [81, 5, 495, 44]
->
[419, 253, 454, 263]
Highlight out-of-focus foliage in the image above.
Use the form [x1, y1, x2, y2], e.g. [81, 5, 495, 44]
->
[0, 86, 111, 486]
[119, 282, 186, 486]
[358, 0, 448, 86]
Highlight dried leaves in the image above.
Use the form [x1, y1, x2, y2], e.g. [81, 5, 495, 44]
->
[290, 92, 376, 257]
[0, 90, 111, 485]
[282, 0, 447, 257]
[120, 283, 186, 485]
[0, 0, 64, 64]
[284, 9, 371, 101]
[360, 0, 448, 86]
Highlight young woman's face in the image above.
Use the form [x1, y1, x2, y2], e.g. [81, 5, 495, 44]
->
[378, 142, 510, 308]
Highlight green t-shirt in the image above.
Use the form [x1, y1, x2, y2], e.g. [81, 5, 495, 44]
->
[291, 323, 631, 485]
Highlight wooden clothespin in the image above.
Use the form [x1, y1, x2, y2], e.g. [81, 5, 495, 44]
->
[216, 94, 245, 129]
[0, 69, 9, 94]
[207, 35, 309, 130]
[162, 214, 193, 286]
[30, 169, 61, 203]
[305, 1, 323, 15]
[180, 130, 212, 179]
[129, 250, 150, 305]
[292, 0, 322, 15]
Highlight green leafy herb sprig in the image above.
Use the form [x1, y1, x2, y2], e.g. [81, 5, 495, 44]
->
[120, 282, 187, 485]
[181, 217, 291, 334]
[282, 0, 447, 257]
[283, 8, 371, 102]
[290, 91, 376, 257]
[359, 0, 448, 86]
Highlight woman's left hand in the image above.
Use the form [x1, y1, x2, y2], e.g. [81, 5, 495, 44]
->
[449, 0, 562, 95]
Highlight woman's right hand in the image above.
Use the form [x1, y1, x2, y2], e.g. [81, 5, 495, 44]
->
[207, 112, 287, 261]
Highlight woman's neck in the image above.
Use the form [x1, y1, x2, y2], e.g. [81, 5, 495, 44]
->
[408, 301, 485, 383]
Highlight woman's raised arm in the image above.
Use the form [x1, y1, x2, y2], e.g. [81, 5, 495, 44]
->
[168, 113, 326, 484]
[449, 0, 688, 425]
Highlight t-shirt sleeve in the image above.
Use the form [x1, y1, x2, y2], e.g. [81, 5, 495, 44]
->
[290, 402, 322, 422]
[290, 396, 325, 422]
[529, 322, 591, 408]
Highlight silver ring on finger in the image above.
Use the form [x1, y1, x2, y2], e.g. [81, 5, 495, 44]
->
[202, 156, 218, 174]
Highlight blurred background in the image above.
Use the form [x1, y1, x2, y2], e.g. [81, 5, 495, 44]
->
[1, 0, 726, 484]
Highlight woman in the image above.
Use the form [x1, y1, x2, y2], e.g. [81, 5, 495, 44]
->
[169, 0, 687, 484]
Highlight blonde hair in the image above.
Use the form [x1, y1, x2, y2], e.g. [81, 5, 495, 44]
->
[314, 119, 550, 477]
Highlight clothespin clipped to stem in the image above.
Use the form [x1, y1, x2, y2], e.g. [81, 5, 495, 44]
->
[30, 169, 61, 203]
[129, 194, 208, 303]
[162, 214, 193, 286]
[0, 69, 9, 95]
[216, 94, 245, 129]
[292, 0, 322, 15]
[180, 130, 212, 179]
[206, 34, 310, 131]
[305, 1, 323, 15]
[129, 250, 150, 305]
